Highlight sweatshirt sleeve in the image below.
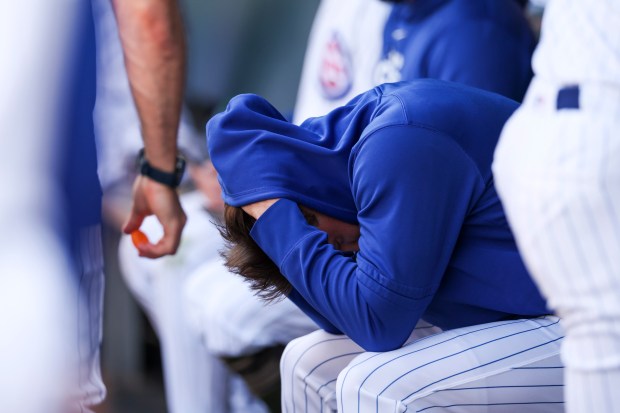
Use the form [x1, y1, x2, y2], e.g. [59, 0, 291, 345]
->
[251, 125, 484, 351]
[287, 289, 342, 335]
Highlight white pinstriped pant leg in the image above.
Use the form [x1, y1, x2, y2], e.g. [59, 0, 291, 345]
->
[493, 80, 620, 413]
[337, 317, 563, 413]
[281, 331, 362, 413]
[281, 318, 563, 413]
[280, 321, 442, 412]
[119, 192, 268, 413]
[72, 225, 106, 412]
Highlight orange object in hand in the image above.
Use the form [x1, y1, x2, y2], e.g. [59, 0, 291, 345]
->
[131, 230, 150, 249]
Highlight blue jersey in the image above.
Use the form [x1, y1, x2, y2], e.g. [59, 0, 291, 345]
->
[295, 0, 535, 123]
[59, 0, 102, 245]
[209, 79, 548, 352]
[379, 0, 535, 101]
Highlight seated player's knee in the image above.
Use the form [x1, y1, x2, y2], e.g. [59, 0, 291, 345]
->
[183, 258, 271, 356]
[281, 329, 352, 393]
[336, 337, 455, 413]
[280, 330, 329, 382]
[281, 330, 351, 412]
[182, 258, 225, 340]
[336, 352, 411, 412]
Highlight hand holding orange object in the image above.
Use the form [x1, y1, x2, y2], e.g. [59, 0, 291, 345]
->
[123, 176, 186, 258]
[131, 230, 150, 250]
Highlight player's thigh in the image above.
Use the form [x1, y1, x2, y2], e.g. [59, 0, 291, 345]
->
[338, 316, 564, 413]
[281, 330, 365, 413]
[280, 321, 442, 413]
[183, 258, 318, 356]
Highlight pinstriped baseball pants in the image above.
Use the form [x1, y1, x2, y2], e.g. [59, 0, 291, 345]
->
[494, 78, 620, 413]
[281, 317, 564, 412]
[71, 225, 106, 413]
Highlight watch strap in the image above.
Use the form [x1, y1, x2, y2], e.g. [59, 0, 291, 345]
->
[138, 148, 186, 188]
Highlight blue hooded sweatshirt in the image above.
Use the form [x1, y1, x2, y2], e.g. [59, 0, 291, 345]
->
[208, 79, 548, 351]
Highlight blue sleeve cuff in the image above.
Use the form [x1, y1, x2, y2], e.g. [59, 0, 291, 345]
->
[250, 198, 321, 268]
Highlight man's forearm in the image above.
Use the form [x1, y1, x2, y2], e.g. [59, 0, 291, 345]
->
[112, 0, 186, 172]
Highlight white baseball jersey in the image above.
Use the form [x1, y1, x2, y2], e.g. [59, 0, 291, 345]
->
[530, 0, 620, 85]
[493, 2, 620, 413]
[292, 0, 390, 124]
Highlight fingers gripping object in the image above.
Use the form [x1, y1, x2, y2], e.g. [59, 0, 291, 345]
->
[131, 230, 150, 249]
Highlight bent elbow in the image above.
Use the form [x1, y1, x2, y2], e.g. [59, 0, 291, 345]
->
[355, 332, 408, 353]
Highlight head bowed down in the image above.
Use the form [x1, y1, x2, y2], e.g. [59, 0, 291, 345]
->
[206, 93, 375, 223]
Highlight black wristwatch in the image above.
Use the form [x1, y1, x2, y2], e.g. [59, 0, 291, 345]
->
[137, 148, 186, 188]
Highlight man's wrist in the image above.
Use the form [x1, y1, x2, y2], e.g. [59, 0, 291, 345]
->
[137, 148, 186, 188]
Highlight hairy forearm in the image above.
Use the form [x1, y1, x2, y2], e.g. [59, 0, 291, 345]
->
[112, 0, 186, 172]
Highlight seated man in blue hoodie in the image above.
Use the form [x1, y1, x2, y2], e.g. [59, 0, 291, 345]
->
[208, 79, 565, 412]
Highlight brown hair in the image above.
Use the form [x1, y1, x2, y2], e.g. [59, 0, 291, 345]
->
[219, 204, 292, 301]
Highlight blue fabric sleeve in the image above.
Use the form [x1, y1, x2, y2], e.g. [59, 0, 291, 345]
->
[287, 289, 342, 335]
[426, 20, 533, 101]
[251, 125, 484, 351]
[251, 199, 412, 351]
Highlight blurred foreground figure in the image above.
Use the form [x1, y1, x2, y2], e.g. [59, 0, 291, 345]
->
[0, 1, 87, 412]
[493, 1, 620, 412]
[1, 0, 188, 410]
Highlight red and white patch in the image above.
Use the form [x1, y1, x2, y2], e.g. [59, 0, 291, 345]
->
[318, 32, 353, 100]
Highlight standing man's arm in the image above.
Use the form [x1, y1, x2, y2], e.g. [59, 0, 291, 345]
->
[112, 0, 187, 258]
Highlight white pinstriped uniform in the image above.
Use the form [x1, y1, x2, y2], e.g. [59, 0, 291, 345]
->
[1, 2, 99, 412]
[281, 317, 564, 413]
[71, 225, 106, 412]
[493, 1, 620, 412]
[119, 192, 319, 412]
[292, 0, 389, 124]
[119, 192, 274, 413]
